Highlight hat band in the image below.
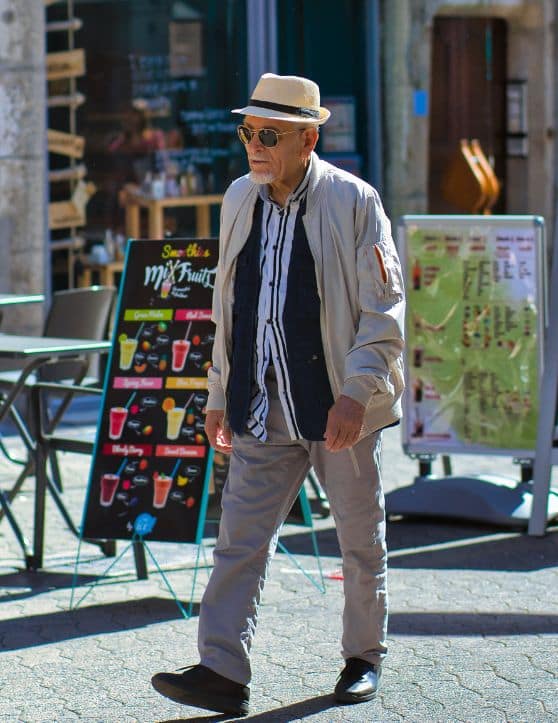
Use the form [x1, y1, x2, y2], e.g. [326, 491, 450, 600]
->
[248, 98, 320, 119]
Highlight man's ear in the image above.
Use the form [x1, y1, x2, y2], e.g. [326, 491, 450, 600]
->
[303, 126, 319, 155]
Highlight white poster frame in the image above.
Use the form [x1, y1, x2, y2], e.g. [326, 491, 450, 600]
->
[398, 214, 546, 459]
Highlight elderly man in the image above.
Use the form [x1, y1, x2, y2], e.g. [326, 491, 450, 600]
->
[152, 73, 405, 717]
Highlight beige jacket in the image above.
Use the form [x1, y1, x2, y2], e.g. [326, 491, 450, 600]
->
[207, 153, 406, 439]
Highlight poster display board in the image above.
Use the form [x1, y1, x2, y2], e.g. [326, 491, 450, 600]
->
[82, 238, 216, 542]
[400, 215, 546, 457]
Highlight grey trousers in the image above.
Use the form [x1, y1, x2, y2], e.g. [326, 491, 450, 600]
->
[198, 374, 388, 685]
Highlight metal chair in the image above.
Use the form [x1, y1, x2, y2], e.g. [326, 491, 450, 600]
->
[37, 286, 116, 489]
[0, 285, 116, 498]
[38, 285, 116, 386]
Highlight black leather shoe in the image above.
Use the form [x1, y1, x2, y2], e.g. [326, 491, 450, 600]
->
[151, 663, 249, 716]
[334, 657, 381, 703]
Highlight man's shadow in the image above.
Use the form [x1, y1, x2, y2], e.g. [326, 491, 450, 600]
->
[157, 693, 338, 721]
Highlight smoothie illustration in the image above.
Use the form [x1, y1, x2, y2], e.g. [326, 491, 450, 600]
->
[119, 336, 138, 370]
[160, 277, 172, 299]
[171, 321, 193, 373]
[100, 473, 120, 506]
[166, 406, 186, 439]
[109, 406, 128, 439]
[171, 339, 190, 372]
[153, 472, 173, 508]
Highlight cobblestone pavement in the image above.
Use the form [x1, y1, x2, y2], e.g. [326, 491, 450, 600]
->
[0, 423, 557, 722]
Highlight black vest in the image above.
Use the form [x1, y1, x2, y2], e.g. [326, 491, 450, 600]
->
[228, 197, 334, 440]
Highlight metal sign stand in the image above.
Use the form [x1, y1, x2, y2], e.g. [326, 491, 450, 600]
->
[70, 450, 214, 619]
[387, 215, 558, 529]
[386, 465, 556, 528]
[70, 469, 325, 618]
[529, 208, 558, 535]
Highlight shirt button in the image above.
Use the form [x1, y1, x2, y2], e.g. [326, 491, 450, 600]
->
[267, 319, 272, 324]
[272, 245, 278, 250]
[268, 281, 273, 287]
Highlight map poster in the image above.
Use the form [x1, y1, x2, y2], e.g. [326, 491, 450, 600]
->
[82, 238, 217, 543]
[400, 216, 546, 456]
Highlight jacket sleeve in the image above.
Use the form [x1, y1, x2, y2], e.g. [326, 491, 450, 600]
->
[205, 176, 258, 414]
[341, 187, 406, 407]
[206, 202, 228, 411]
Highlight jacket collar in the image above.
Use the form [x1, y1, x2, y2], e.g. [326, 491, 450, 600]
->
[304, 151, 326, 212]
[224, 153, 328, 266]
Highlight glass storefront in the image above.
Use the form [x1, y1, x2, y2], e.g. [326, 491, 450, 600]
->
[45, 0, 373, 288]
[46, 0, 248, 285]
[277, 0, 369, 179]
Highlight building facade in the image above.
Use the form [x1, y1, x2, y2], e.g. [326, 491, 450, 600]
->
[0, 0, 556, 334]
[382, 0, 557, 229]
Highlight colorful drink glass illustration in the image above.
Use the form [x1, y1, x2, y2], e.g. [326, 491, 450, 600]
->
[119, 337, 138, 370]
[100, 473, 120, 507]
[109, 406, 128, 439]
[172, 339, 190, 372]
[161, 278, 172, 299]
[153, 473, 173, 508]
[167, 406, 186, 439]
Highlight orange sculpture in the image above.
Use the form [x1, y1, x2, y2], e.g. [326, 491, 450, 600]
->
[441, 139, 501, 214]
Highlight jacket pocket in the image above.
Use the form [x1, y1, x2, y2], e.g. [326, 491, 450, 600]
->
[369, 240, 405, 302]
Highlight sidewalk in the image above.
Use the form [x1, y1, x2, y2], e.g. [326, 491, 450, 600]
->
[0, 424, 557, 722]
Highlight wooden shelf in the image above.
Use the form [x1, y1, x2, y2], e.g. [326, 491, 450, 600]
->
[123, 187, 223, 239]
[77, 260, 124, 288]
[46, 1, 92, 289]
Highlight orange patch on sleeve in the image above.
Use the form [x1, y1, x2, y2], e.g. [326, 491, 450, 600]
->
[373, 245, 388, 284]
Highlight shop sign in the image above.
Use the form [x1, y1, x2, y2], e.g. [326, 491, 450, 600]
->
[82, 238, 217, 543]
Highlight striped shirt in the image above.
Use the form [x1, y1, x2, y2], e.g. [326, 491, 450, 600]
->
[245, 161, 312, 441]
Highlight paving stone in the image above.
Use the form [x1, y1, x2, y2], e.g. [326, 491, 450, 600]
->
[0, 426, 557, 720]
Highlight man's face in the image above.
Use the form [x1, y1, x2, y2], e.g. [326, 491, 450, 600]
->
[242, 115, 315, 186]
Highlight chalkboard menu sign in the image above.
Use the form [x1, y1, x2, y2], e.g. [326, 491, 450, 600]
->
[82, 238, 217, 543]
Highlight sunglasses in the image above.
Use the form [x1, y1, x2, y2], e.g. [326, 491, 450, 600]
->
[237, 124, 305, 148]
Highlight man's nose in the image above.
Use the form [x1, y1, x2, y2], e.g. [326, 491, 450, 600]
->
[247, 131, 264, 147]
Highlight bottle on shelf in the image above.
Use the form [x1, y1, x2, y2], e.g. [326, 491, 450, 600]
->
[142, 171, 153, 196]
[151, 172, 166, 200]
[103, 229, 115, 261]
[412, 257, 422, 290]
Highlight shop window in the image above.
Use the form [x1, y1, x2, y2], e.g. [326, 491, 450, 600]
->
[47, 0, 248, 269]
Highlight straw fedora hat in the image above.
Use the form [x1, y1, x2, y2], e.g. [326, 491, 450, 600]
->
[232, 73, 330, 125]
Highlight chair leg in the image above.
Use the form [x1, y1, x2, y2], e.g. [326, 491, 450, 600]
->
[49, 449, 64, 493]
[0, 434, 26, 466]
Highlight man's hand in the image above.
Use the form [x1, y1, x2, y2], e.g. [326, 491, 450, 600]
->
[324, 395, 365, 452]
[204, 409, 232, 454]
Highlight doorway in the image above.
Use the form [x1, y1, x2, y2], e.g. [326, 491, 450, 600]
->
[428, 16, 507, 213]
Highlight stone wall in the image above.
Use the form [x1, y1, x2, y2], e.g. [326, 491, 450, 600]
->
[382, 0, 556, 242]
[0, 0, 46, 334]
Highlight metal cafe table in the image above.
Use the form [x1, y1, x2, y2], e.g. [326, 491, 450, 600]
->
[0, 293, 45, 486]
[0, 333, 111, 568]
[0, 292, 44, 328]
[0, 293, 44, 307]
